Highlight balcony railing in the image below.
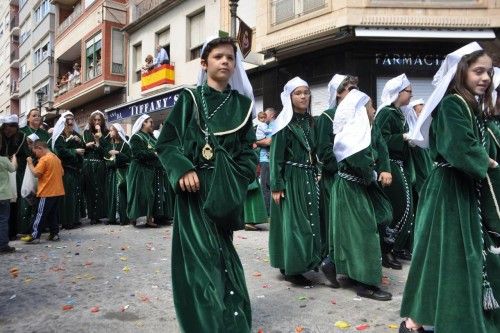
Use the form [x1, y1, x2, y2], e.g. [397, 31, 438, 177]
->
[10, 49, 19, 63]
[10, 80, 19, 94]
[112, 62, 124, 74]
[141, 63, 175, 92]
[135, 0, 163, 20]
[10, 15, 19, 31]
[56, 3, 83, 36]
[55, 73, 81, 96]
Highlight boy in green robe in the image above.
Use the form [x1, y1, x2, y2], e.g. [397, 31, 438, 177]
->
[400, 43, 500, 333]
[156, 37, 256, 333]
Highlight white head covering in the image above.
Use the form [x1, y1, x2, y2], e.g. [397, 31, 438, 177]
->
[153, 129, 160, 139]
[333, 89, 371, 163]
[377, 74, 411, 112]
[327, 74, 347, 109]
[271, 76, 309, 135]
[27, 133, 40, 142]
[492, 67, 500, 106]
[196, 36, 256, 116]
[3, 114, 19, 124]
[410, 42, 483, 148]
[51, 111, 80, 150]
[110, 123, 129, 145]
[132, 114, 150, 136]
[403, 98, 425, 132]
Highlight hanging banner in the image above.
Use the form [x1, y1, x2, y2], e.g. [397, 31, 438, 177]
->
[237, 18, 252, 58]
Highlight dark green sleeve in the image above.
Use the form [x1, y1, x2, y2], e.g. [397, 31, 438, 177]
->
[372, 126, 391, 173]
[270, 129, 287, 191]
[343, 148, 375, 182]
[156, 91, 196, 192]
[54, 136, 79, 165]
[375, 109, 406, 153]
[115, 143, 131, 168]
[434, 96, 489, 180]
[129, 134, 157, 162]
[234, 119, 258, 182]
[316, 113, 337, 174]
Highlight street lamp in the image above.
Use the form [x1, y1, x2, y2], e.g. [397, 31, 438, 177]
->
[229, 0, 239, 38]
[35, 89, 45, 111]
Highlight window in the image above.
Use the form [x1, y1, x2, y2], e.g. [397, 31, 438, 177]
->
[111, 29, 124, 74]
[133, 43, 142, 82]
[156, 28, 170, 62]
[189, 11, 205, 60]
[86, 32, 102, 80]
[20, 24, 30, 43]
[20, 62, 29, 79]
[34, 41, 50, 66]
[271, 0, 326, 25]
[20, 0, 28, 8]
[34, 0, 52, 24]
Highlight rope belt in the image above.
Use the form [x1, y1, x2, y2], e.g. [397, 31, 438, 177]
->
[85, 159, 103, 163]
[197, 164, 214, 170]
[337, 171, 371, 185]
[285, 161, 315, 170]
[435, 162, 452, 168]
[390, 159, 404, 167]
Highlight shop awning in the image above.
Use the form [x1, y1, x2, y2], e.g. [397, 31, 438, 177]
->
[354, 28, 496, 39]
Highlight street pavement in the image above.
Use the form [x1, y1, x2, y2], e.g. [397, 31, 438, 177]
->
[0, 222, 409, 333]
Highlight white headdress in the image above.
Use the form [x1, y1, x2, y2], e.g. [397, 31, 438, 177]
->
[110, 123, 129, 145]
[196, 36, 256, 116]
[271, 76, 309, 135]
[132, 114, 150, 136]
[85, 110, 106, 130]
[403, 98, 425, 132]
[2, 114, 19, 124]
[492, 67, 500, 106]
[377, 74, 411, 113]
[410, 42, 483, 148]
[51, 111, 80, 150]
[327, 74, 347, 109]
[332, 89, 371, 163]
[27, 133, 40, 142]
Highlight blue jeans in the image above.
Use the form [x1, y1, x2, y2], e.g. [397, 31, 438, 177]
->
[0, 200, 10, 248]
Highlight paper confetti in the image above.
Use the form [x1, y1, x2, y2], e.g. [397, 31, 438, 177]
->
[295, 326, 304, 333]
[120, 256, 127, 261]
[9, 294, 16, 300]
[62, 305, 74, 311]
[121, 304, 130, 312]
[9, 267, 19, 278]
[330, 299, 336, 305]
[355, 323, 370, 331]
[388, 323, 399, 329]
[122, 266, 130, 272]
[334, 321, 351, 329]
[297, 296, 307, 300]
[90, 306, 100, 313]
[252, 272, 262, 277]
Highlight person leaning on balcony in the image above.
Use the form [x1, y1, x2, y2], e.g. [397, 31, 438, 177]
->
[154, 44, 169, 67]
[141, 55, 154, 74]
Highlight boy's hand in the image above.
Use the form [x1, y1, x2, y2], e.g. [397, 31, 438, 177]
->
[26, 156, 33, 164]
[76, 148, 85, 155]
[272, 190, 285, 204]
[179, 171, 200, 192]
[378, 172, 392, 187]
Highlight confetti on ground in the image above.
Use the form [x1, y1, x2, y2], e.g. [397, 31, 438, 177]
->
[252, 272, 262, 277]
[24, 278, 33, 284]
[139, 295, 150, 302]
[297, 296, 307, 300]
[257, 328, 264, 333]
[9, 294, 16, 300]
[353, 297, 362, 301]
[9, 267, 19, 278]
[62, 305, 74, 311]
[120, 256, 127, 261]
[382, 276, 391, 286]
[355, 323, 370, 331]
[50, 265, 65, 272]
[334, 321, 351, 329]
[295, 326, 304, 333]
[90, 306, 100, 313]
[84, 261, 93, 266]
[262, 284, 271, 288]
[388, 323, 399, 329]
[257, 295, 265, 298]
[121, 304, 130, 312]
[123, 266, 130, 272]
[330, 299, 336, 305]
[237, 235, 247, 239]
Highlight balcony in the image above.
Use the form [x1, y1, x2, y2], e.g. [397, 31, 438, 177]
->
[10, 49, 19, 67]
[10, 80, 19, 99]
[56, 3, 83, 37]
[10, 14, 20, 35]
[141, 64, 175, 93]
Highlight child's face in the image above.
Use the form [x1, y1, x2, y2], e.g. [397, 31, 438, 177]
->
[258, 114, 267, 123]
[291, 86, 310, 113]
[32, 146, 43, 158]
[413, 104, 424, 116]
[466, 54, 492, 96]
[201, 44, 235, 85]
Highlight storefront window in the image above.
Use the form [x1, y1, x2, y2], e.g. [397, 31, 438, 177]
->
[86, 32, 102, 81]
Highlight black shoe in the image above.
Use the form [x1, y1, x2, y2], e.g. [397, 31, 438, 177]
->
[284, 274, 313, 287]
[47, 234, 60, 242]
[90, 219, 100, 225]
[320, 258, 340, 288]
[0, 245, 15, 253]
[356, 285, 392, 301]
[394, 249, 412, 261]
[382, 252, 403, 270]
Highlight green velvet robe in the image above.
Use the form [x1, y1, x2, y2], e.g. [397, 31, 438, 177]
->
[82, 129, 109, 220]
[269, 112, 322, 275]
[400, 94, 500, 332]
[374, 105, 414, 251]
[17, 126, 51, 234]
[105, 139, 131, 224]
[157, 85, 256, 333]
[409, 147, 432, 196]
[316, 108, 338, 257]
[54, 132, 85, 229]
[127, 131, 173, 220]
[243, 178, 268, 225]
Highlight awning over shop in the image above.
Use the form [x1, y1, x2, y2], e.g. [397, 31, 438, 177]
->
[354, 27, 496, 39]
[105, 86, 189, 122]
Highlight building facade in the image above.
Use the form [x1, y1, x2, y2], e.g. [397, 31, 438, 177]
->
[52, 0, 128, 127]
[17, 0, 56, 125]
[0, 1, 20, 117]
[250, 0, 500, 114]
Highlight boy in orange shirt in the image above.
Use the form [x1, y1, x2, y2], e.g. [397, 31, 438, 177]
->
[21, 140, 65, 243]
